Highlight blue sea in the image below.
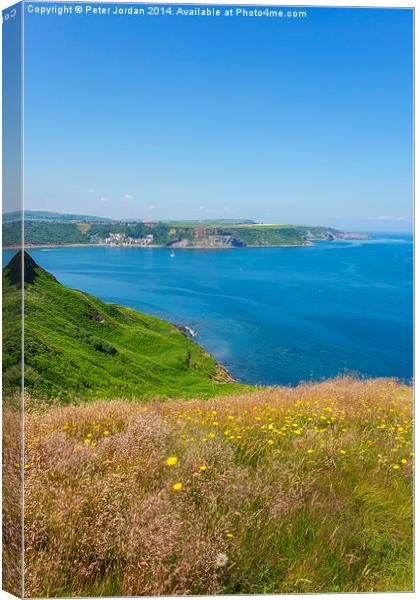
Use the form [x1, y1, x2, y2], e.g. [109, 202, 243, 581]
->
[4, 234, 413, 386]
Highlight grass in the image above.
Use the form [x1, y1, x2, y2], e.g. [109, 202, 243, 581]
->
[3, 252, 244, 403]
[17, 377, 413, 596]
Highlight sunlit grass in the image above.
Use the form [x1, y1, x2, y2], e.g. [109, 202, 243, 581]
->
[13, 377, 413, 596]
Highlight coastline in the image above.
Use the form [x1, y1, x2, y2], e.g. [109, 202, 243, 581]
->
[4, 241, 315, 250]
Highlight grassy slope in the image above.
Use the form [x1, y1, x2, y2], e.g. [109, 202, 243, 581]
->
[3, 253, 243, 403]
[20, 378, 413, 596]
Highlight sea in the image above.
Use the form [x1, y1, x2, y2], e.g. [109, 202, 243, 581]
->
[3, 233, 413, 386]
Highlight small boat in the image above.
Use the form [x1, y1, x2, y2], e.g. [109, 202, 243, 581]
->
[170, 251, 175, 258]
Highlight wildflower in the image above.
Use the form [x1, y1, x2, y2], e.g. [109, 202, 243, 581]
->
[267, 439, 274, 445]
[173, 482, 183, 491]
[166, 456, 178, 467]
[103, 430, 110, 436]
[307, 449, 315, 454]
[339, 450, 347, 455]
[401, 459, 408, 465]
[215, 552, 229, 567]
[226, 532, 235, 539]
[392, 465, 401, 470]
[24, 464, 30, 470]
[200, 465, 207, 471]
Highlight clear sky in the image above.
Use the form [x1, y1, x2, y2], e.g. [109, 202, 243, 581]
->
[22, 3, 413, 231]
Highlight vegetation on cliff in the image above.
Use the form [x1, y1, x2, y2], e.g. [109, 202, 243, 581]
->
[3, 213, 346, 248]
[3, 252, 241, 403]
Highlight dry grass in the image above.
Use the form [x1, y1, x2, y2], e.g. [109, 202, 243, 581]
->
[5, 377, 413, 596]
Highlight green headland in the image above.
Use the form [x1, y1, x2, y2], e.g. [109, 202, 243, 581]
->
[3, 251, 243, 403]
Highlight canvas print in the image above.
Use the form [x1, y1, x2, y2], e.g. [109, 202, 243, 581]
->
[2, 1, 414, 597]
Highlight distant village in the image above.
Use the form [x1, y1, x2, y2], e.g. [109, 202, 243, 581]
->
[105, 232, 154, 246]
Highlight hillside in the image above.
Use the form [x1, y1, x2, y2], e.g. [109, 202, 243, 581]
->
[17, 378, 413, 596]
[3, 252, 242, 403]
[3, 210, 111, 223]
[2, 217, 360, 248]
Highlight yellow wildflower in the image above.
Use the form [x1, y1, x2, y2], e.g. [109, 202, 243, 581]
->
[166, 456, 178, 467]
[173, 482, 183, 491]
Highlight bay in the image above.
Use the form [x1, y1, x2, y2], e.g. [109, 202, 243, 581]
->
[4, 234, 413, 386]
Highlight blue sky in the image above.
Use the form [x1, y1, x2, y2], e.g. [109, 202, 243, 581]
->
[21, 4, 413, 231]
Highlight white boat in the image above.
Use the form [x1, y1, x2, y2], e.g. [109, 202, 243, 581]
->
[170, 252, 175, 258]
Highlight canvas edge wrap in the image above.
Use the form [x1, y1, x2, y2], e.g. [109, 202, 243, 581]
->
[2, 2, 24, 597]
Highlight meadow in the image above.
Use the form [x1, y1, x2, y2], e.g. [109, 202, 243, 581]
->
[17, 377, 413, 597]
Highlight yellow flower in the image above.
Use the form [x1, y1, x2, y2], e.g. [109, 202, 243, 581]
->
[173, 482, 183, 491]
[200, 465, 207, 471]
[267, 439, 274, 445]
[226, 533, 235, 539]
[339, 449, 347, 455]
[392, 464, 401, 470]
[24, 464, 30, 470]
[103, 430, 110, 436]
[401, 459, 408, 465]
[307, 449, 315, 454]
[166, 456, 178, 467]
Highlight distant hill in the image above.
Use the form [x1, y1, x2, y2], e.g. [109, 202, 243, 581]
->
[3, 252, 241, 402]
[3, 218, 356, 248]
[3, 210, 111, 223]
